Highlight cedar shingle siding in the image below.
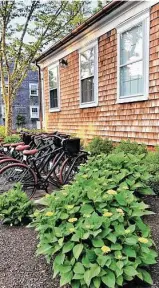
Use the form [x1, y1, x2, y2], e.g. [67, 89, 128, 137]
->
[43, 3, 159, 146]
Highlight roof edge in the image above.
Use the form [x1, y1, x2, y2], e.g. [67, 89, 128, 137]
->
[36, 1, 124, 63]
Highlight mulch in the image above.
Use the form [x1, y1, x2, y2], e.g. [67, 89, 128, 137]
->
[0, 196, 158, 288]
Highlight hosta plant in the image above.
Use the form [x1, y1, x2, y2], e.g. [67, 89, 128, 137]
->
[31, 153, 157, 288]
[115, 140, 147, 156]
[0, 183, 34, 226]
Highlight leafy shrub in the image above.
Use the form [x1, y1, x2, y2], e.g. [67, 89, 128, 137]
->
[86, 137, 113, 156]
[0, 183, 34, 225]
[0, 125, 5, 138]
[144, 149, 159, 195]
[115, 140, 147, 156]
[31, 153, 157, 288]
[19, 128, 45, 134]
[4, 134, 21, 143]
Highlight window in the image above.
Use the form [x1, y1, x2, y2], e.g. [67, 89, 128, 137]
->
[49, 64, 60, 111]
[117, 12, 149, 103]
[29, 83, 38, 96]
[30, 106, 39, 118]
[79, 41, 98, 108]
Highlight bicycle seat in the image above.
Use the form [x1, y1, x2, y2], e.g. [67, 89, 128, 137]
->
[3, 143, 11, 147]
[15, 145, 30, 151]
[11, 142, 25, 147]
[23, 149, 38, 155]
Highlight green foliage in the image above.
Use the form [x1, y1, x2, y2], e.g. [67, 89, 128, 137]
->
[86, 137, 114, 156]
[0, 183, 34, 226]
[4, 134, 21, 143]
[31, 153, 157, 288]
[115, 140, 147, 156]
[0, 125, 5, 138]
[16, 114, 26, 127]
[144, 148, 159, 195]
[19, 128, 46, 134]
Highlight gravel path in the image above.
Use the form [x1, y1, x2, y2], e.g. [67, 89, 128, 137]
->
[0, 196, 158, 288]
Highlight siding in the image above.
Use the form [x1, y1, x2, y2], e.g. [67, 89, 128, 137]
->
[43, 3, 159, 146]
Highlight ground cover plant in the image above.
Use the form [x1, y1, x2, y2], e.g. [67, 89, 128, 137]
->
[0, 125, 5, 138]
[4, 134, 21, 143]
[0, 183, 34, 226]
[144, 148, 159, 195]
[31, 152, 157, 288]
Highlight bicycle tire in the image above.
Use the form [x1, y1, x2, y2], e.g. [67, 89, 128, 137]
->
[0, 163, 37, 198]
[59, 153, 87, 184]
[0, 158, 21, 170]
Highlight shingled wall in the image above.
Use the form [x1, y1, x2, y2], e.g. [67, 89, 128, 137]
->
[43, 3, 159, 146]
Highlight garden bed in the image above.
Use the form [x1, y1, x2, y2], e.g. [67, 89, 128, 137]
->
[0, 196, 158, 288]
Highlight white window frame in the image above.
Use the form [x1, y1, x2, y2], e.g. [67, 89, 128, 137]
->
[29, 83, 38, 97]
[48, 62, 60, 112]
[79, 40, 98, 108]
[117, 10, 150, 104]
[30, 105, 39, 119]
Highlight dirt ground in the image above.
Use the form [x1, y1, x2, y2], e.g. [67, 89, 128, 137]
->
[0, 196, 158, 288]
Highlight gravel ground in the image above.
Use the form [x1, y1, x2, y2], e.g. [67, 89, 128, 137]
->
[0, 196, 158, 288]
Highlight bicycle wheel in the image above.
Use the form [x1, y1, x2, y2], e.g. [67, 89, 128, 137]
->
[0, 158, 21, 170]
[0, 163, 37, 198]
[45, 152, 66, 182]
[60, 153, 87, 184]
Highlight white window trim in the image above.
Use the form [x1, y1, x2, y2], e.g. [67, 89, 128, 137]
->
[117, 10, 150, 104]
[29, 83, 38, 97]
[30, 105, 39, 119]
[79, 40, 98, 108]
[48, 62, 60, 112]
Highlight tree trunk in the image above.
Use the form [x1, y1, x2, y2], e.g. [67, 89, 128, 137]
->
[5, 99, 13, 136]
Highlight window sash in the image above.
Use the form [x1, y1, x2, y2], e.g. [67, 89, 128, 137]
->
[50, 88, 58, 109]
[49, 64, 60, 110]
[30, 84, 38, 96]
[81, 76, 94, 103]
[119, 21, 145, 99]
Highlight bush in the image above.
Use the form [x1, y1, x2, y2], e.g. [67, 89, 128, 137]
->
[115, 140, 147, 156]
[0, 125, 5, 138]
[144, 149, 159, 195]
[86, 137, 113, 156]
[0, 183, 34, 226]
[4, 134, 21, 143]
[31, 153, 157, 288]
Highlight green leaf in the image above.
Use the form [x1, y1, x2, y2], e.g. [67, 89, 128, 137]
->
[54, 253, 65, 265]
[102, 270, 115, 288]
[80, 204, 94, 214]
[62, 242, 74, 253]
[89, 264, 101, 279]
[111, 243, 122, 250]
[60, 271, 73, 286]
[137, 269, 153, 285]
[71, 280, 80, 288]
[107, 233, 117, 243]
[124, 266, 137, 277]
[84, 270, 91, 286]
[73, 244, 83, 260]
[125, 237, 137, 245]
[93, 277, 101, 288]
[74, 262, 85, 274]
[60, 265, 72, 273]
[116, 275, 123, 286]
[92, 238, 104, 247]
[123, 246, 136, 258]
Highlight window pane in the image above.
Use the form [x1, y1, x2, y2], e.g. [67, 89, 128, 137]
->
[120, 23, 143, 65]
[81, 48, 94, 79]
[50, 89, 58, 108]
[30, 84, 38, 95]
[49, 67, 58, 89]
[81, 76, 94, 103]
[120, 61, 143, 97]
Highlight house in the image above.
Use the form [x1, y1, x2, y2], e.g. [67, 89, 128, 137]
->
[0, 69, 39, 129]
[36, 1, 159, 146]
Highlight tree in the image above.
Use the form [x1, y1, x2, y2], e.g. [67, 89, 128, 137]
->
[0, 1, 89, 136]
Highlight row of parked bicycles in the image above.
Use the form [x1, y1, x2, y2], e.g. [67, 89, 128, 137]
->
[0, 132, 88, 198]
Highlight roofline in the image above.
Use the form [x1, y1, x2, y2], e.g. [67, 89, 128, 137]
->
[36, 0, 124, 63]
